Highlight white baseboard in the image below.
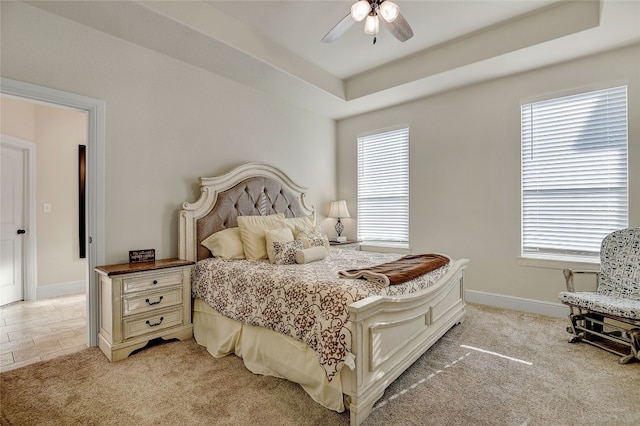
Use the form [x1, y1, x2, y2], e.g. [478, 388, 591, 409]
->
[465, 289, 569, 319]
[36, 280, 86, 299]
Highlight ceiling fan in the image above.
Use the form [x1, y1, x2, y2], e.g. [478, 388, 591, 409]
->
[322, 0, 414, 44]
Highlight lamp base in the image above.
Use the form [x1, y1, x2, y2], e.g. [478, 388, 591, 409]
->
[335, 236, 347, 243]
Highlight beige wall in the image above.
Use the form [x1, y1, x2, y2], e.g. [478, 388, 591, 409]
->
[0, 2, 337, 265]
[1, 96, 88, 290]
[1, 96, 35, 141]
[337, 44, 640, 307]
[34, 103, 88, 287]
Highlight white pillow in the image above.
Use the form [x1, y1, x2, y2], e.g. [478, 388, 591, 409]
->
[237, 213, 287, 260]
[295, 246, 327, 264]
[294, 224, 322, 240]
[201, 227, 245, 259]
[284, 213, 315, 234]
[265, 227, 294, 264]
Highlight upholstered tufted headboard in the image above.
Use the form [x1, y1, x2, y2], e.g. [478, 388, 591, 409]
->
[179, 162, 314, 262]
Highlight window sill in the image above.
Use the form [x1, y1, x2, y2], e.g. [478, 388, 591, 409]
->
[517, 255, 599, 270]
[359, 242, 411, 254]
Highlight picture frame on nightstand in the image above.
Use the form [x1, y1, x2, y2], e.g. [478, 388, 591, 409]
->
[128, 249, 155, 263]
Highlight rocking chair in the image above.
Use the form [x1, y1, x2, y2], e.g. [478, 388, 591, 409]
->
[559, 227, 640, 364]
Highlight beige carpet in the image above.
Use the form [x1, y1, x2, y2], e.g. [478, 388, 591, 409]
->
[1, 303, 638, 425]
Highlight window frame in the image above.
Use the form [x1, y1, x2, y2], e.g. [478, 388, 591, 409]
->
[520, 85, 629, 264]
[356, 125, 410, 248]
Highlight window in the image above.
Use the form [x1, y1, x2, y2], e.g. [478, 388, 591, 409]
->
[357, 127, 409, 245]
[521, 86, 628, 261]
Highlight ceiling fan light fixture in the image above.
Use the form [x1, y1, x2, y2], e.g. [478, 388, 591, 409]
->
[379, 1, 399, 23]
[364, 13, 379, 35]
[322, 0, 413, 44]
[351, 0, 371, 22]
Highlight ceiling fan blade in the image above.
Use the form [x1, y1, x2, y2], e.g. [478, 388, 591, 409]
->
[321, 13, 355, 43]
[382, 13, 414, 42]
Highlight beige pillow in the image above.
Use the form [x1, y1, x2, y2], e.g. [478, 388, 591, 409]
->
[265, 227, 294, 264]
[201, 227, 245, 259]
[294, 224, 322, 240]
[284, 213, 315, 234]
[237, 213, 287, 260]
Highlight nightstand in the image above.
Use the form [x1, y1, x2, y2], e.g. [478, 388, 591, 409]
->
[329, 240, 361, 250]
[95, 258, 194, 361]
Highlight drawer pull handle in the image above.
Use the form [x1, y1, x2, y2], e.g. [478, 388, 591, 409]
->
[146, 317, 164, 327]
[152, 280, 158, 285]
[145, 296, 163, 306]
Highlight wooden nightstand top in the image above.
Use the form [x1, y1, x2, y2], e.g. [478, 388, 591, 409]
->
[95, 258, 194, 276]
[329, 240, 360, 246]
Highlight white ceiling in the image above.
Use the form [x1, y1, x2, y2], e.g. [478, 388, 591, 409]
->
[210, 0, 561, 79]
[28, 0, 640, 119]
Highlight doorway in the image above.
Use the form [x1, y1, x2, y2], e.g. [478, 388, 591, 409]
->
[0, 77, 105, 347]
[2, 98, 89, 304]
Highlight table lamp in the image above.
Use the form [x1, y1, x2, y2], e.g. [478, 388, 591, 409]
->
[328, 200, 351, 243]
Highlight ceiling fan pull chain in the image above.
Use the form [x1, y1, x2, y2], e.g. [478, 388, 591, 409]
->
[373, 35, 377, 44]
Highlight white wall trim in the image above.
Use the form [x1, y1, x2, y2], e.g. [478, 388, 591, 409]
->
[465, 289, 569, 319]
[36, 281, 86, 299]
[1, 77, 105, 348]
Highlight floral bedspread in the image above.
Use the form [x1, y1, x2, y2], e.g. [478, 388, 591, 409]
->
[191, 248, 452, 381]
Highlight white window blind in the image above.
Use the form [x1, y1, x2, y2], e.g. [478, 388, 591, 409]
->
[357, 127, 409, 243]
[521, 86, 628, 260]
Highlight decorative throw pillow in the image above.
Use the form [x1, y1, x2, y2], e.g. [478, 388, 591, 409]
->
[284, 213, 315, 234]
[308, 236, 330, 249]
[273, 240, 304, 265]
[298, 234, 332, 255]
[237, 213, 287, 260]
[294, 224, 322, 240]
[201, 227, 245, 259]
[265, 227, 295, 264]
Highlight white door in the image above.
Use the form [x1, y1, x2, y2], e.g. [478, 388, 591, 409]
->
[1, 143, 25, 305]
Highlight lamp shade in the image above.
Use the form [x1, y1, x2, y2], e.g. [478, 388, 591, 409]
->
[328, 200, 351, 219]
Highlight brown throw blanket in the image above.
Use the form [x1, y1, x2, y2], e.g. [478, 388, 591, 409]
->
[339, 253, 450, 286]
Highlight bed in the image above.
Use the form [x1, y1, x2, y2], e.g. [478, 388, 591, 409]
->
[179, 162, 468, 426]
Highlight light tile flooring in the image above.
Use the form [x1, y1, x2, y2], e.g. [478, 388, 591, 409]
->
[0, 293, 87, 372]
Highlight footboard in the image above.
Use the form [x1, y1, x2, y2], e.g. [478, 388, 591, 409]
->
[341, 259, 468, 426]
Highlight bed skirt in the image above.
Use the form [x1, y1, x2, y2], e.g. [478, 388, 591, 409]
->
[192, 298, 346, 412]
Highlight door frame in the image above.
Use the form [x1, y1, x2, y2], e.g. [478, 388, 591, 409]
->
[1, 77, 105, 347]
[0, 134, 36, 302]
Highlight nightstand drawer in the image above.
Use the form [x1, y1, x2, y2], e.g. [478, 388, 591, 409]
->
[122, 307, 184, 340]
[122, 286, 183, 317]
[122, 270, 184, 293]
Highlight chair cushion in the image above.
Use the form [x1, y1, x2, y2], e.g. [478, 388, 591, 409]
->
[559, 291, 640, 320]
[597, 227, 640, 301]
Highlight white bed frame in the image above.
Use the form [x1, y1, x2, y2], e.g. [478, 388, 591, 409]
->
[179, 162, 468, 426]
